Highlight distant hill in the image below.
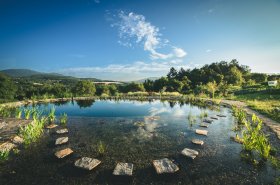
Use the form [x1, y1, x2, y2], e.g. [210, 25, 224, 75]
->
[1, 69, 43, 77]
[133, 77, 160, 83]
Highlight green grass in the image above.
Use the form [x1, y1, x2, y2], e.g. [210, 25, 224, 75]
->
[97, 141, 106, 155]
[0, 150, 9, 161]
[59, 113, 68, 126]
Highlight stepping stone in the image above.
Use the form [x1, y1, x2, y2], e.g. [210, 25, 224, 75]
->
[181, 148, 199, 159]
[46, 124, 58, 129]
[217, 114, 226, 117]
[0, 121, 7, 129]
[210, 117, 218, 120]
[230, 136, 243, 144]
[195, 129, 208, 136]
[74, 157, 101, 170]
[192, 139, 204, 145]
[55, 137, 68, 145]
[152, 158, 179, 174]
[113, 162, 134, 176]
[200, 123, 209, 128]
[55, 148, 73, 158]
[0, 142, 16, 152]
[203, 119, 213, 123]
[56, 128, 68, 134]
[12, 136, 24, 144]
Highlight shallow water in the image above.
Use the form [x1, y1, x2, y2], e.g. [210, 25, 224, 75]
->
[0, 100, 277, 185]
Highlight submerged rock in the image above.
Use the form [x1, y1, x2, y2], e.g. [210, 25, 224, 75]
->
[0, 142, 16, 152]
[46, 124, 58, 129]
[230, 136, 243, 144]
[203, 119, 213, 123]
[152, 158, 179, 174]
[210, 116, 219, 120]
[217, 114, 226, 117]
[12, 136, 24, 144]
[55, 137, 68, 145]
[55, 148, 73, 158]
[74, 157, 101, 170]
[192, 139, 204, 145]
[113, 162, 134, 176]
[56, 128, 68, 134]
[199, 123, 209, 128]
[181, 148, 199, 159]
[195, 129, 208, 136]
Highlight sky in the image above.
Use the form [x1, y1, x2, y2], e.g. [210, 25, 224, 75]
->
[0, 0, 280, 81]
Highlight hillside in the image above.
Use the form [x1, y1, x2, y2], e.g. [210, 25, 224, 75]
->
[1, 69, 42, 77]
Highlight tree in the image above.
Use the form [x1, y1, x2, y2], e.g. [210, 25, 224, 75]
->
[73, 80, 96, 96]
[167, 67, 178, 79]
[226, 66, 244, 86]
[108, 84, 118, 96]
[206, 81, 217, 98]
[153, 77, 168, 92]
[251, 73, 268, 83]
[0, 73, 17, 101]
[143, 79, 154, 92]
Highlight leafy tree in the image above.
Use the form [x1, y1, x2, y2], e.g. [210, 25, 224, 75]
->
[73, 80, 96, 96]
[226, 66, 244, 85]
[0, 73, 17, 101]
[167, 67, 178, 79]
[143, 79, 154, 92]
[251, 73, 268, 83]
[108, 84, 118, 96]
[206, 81, 217, 98]
[153, 77, 168, 92]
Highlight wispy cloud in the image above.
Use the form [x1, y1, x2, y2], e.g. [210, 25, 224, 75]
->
[206, 49, 212, 53]
[111, 11, 187, 60]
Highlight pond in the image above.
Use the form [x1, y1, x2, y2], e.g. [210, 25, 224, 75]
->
[0, 100, 277, 185]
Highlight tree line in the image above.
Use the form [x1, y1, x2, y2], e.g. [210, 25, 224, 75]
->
[0, 59, 279, 102]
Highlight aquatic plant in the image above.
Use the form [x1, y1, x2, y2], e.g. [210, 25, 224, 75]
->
[48, 106, 56, 124]
[187, 112, 196, 126]
[15, 108, 22, 119]
[24, 108, 32, 120]
[0, 150, 9, 161]
[199, 110, 208, 121]
[232, 106, 247, 124]
[19, 116, 47, 146]
[97, 141, 106, 155]
[59, 113, 68, 126]
[242, 114, 271, 160]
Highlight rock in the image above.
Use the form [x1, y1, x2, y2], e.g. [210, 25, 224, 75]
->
[113, 162, 134, 176]
[195, 129, 208, 136]
[152, 158, 179, 174]
[217, 114, 226, 117]
[230, 136, 243, 144]
[46, 124, 58, 129]
[55, 148, 73, 158]
[56, 128, 68, 134]
[192, 139, 204, 145]
[199, 123, 209, 128]
[203, 119, 213, 123]
[74, 157, 101, 170]
[210, 117, 218, 120]
[0, 142, 16, 152]
[181, 148, 199, 159]
[12, 136, 24, 144]
[55, 137, 68, 145]
[0, 121, 7, 129]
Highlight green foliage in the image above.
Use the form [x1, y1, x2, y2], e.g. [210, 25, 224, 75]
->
[206, 81, 217, 98]
[232, 106, 247, 125]
[59, 113, 68, 126]
[15, 108, 22, 119]
[48, 106, 56, 123]
[73, 80, 96, 96]
[0, 150, 9, 161]
[199, 111, 208, 120]
[0, 73, 17, 101]
[187, 111, 196, 126]
[242, 114, 271, 160]
[19, 116, 47, 146]
[24, 108, 32, 119]
[97, 141, 106, 155]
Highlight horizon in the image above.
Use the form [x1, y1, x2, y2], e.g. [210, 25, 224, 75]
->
[0, 0, 280, 81]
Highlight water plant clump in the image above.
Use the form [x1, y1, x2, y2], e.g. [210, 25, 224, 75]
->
[97, 141, 106, 155]
[241, 114, 271, 160]
[15, 107, 22, 119]
[0, 150, 9, 161]
[232, 106, 247, 124]
[59, 113, 68, 126]
[48, 106, 56, 124]
[187, 111, 196, 126]
[24, 108, 32, 120]
[19, 116, 48, 146]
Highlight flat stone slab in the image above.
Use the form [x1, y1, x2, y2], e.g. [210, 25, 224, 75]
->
[74, 157, 101, 170]
[55, 137, 68, 145]
[192, 139, 204, 145]
[113, 162, 134, 176]
[46, 124, 58, 129]
[0, 121, 7, 129]
[230, 136, 243, 144]
[55, 148, 73, 158]
[152, 158, 179, 174]
[203, 119, 213, 123]
[181, 148, 199, 159]
[0, 142, 16, 152]
[199, 123, 209, 128]
[217, 114, 226, 117]
[195, 129, 208, 136]
[12, 136, 24, 144]
[210, 117, 218, 120]
[56, 128, 68, 134]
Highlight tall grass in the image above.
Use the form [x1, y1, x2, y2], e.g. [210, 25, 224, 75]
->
[187, 111, 196, 126]
[48, 106, 56, 124]
[59, 113, 68, 127]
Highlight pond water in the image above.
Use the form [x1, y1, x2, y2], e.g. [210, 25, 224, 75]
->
[0, 100, 277, 185]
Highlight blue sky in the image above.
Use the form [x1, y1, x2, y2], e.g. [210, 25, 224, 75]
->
[0, 0, 279, 81]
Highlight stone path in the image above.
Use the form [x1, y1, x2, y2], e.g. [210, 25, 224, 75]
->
[195, 129, 208, 136]
[113, 163, 134, 176]
[55, 148, 73, 158]
[55, 137, 68, 145]
[74, 157, 101, 170]
[152, 158, 179, 174]
[192, 139, 204, 145]
[181, 148, 199, 159]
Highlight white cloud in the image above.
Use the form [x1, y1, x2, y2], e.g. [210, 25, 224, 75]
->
[112, 11, 187, 60]
[206, 49, 212, 53]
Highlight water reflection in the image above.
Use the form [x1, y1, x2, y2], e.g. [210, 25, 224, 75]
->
[76, 99, 95, 108]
